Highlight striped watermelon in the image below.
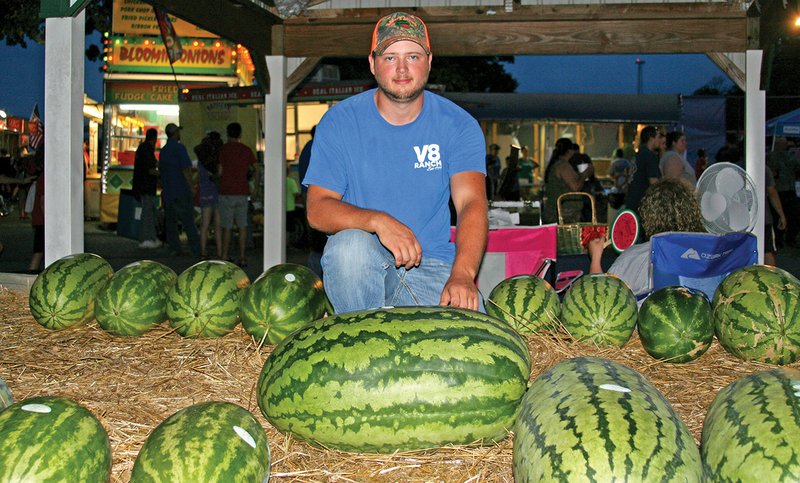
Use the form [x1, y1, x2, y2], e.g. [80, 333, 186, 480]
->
[216, 260, 252, 290]
[513, 356, 703, 482]
[701, 367, 800, 480]
[258, 306, 531, 453]
[0, 396, 112, 481]
[638, 286, 714, 363]
[167, 260, 247, 338]
[131, 401, 270, 482]
[561, 274, 638, 347]
[712, 265, 800, 365]
[28, 253, 114, 330]
[0, 379, 11, 411]
[240, 263, 329, 345]
[95, 260, 177, 336]
[487, 275, 560, 334]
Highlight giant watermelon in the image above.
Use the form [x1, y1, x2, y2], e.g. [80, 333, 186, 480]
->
[513, 356, 703, 482]
[638, 286, 714, 363]
[561, 274, 638, 347]
[0, 396, 112, 481]
[701, 367, 800, 480]
[712, 265, 800, 365]
[486, 275, 560, 334]
[131, 402, 270, 482]
[258, 306, 531, 453]
[240, 263, 329, 344]
[166, 260, 248, 338]
[95, 260, 177, 336]
[28, 253, 113, 330]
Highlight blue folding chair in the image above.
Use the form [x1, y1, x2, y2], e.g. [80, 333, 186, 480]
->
[650, 232, 758, 300]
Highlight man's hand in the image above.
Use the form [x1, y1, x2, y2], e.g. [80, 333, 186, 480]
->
[373, 213, 422, 269]
[440, 270, 480, 311]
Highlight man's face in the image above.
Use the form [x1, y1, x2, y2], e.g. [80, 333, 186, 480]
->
[657, 132, 666, 150]
[369, 40, 432, 103]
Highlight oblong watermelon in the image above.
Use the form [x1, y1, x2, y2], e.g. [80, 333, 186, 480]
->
[701, 367, 800, 480]
[28, 253, 114, 330]
[167, 260, 246, 338]
[513, 356, 703, 482]
[258, 306, 532, 453]
[638, 286, 714, 363]
[712, 265, 800, 365]
[0, 396, 112, 481]
[240, 263, 329, 345]
[95, 260, 177, 336]
[487, 275, 560, 334]
[131, 401, 270, 482]
[561, 274, 638, 347]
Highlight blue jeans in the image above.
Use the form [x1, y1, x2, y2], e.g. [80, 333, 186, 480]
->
[164, 194, 201, 256]
[322, 229, 457, 314]
[139, 194, 157, 242]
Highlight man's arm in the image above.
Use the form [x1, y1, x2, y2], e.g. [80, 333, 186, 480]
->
[768, 184, 787, 231]
[440, 171, 488, 311]
[306, 184, 422, 269]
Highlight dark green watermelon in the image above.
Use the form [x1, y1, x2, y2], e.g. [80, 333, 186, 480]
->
[638, 286, 714, 362]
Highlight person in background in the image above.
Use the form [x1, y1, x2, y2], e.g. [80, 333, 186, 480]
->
[660, 131, 695, 187]
[132, 128, 161, 249]
[498, 155, 521, 201]
[297, 125, 326, 275]
[304, 11, 488, 313]
[286, 163, 303, 241]
[194, 131, 224, 259]
[485, 143, 500, 201]
[764, 166, 787, 266]
[767, 137, 799, 248]
[218, 122, 257, 267]
[518, 145, 537, 196]
[607, 148, 632, 214]
[714, 133, 740, 165]
[542, 138, 592, 224]
[625, 126, 662, 218]
[694, 148, 708, 179]
[83, 140, 91, 180]
[588, 179, 705, 298]
[27, 150, 45, 273]
[298, 125, 315, 195]
[159, 123, 201, 258]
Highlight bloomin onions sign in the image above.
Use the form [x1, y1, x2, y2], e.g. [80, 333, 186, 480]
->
[106, 37, 236, 75]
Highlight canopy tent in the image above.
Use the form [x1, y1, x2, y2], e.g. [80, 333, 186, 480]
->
[767, 107, 800, 137]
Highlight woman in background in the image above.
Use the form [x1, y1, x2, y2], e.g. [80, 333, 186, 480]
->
[660, 131, 696, 186]
[543, 138, 593, 224]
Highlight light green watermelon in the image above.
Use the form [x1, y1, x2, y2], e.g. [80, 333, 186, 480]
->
[131, 401, 270, 482]
[95, 260, 177, 336]
[701, 367, 800, 480]
[258, 306, 531, 453]
[638, 286, 714, 362]
[240, 263, 329, 344]
[166, 260, 247, 338]
[561, 274, 638, 347]
[28, 253, 114, 330]
[712, 265, 800, 365]
[0, 396, 112, 481]
[486, 275, 560, 334]
[513, 356, 703, 482]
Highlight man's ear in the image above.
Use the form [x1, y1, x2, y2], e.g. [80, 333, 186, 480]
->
[368, 54, 376, 76]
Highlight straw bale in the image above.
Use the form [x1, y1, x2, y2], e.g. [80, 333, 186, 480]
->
[0, 287, 796, 482]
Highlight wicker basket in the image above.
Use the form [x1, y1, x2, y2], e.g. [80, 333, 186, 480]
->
[557, 192, 607, 255]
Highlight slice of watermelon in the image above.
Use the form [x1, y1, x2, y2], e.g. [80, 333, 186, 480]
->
[611, 210, 640, 252]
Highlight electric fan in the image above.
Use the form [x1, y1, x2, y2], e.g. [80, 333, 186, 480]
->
[695, 162, 758, 234]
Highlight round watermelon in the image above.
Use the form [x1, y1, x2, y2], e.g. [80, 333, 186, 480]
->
[712, 265, 800, 365]
[131, 401, 270, 482]
[638, 286, 713, 363]
[514, 357, 702, 481]
[28, 253, 114, 330]
[0, 379, 12, 411]
[561, 274, 638, 347]
[487, 275, 560, 334]
[0, 396, 112, 481]
[215, 260, 251, 289]
[95, 260, 177, 336]
[240, 263, 329, 345]
[701, 367, 800, 480]
[167, 260, 246, 338]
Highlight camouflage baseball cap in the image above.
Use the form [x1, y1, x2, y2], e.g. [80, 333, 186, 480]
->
[371, 12, 431, 56]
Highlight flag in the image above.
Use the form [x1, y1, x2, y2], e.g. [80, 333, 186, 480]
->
[153, 7, 183, 64]
[29, 104, 44, 152]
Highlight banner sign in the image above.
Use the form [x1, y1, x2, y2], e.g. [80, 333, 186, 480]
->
[105, 82, 180, 104]
[290, 82, 373, 101]
[113, 0, 216, 38]
[40, 0, 91, 18]
[153, 7, 182, 64]
[106, 37, 235, 75]
[179, 86, 263, 103]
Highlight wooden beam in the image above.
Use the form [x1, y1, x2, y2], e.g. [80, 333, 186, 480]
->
[707, 53, 746, 91]
[279, 4, 748, 57]
[286, 57, 322, 94]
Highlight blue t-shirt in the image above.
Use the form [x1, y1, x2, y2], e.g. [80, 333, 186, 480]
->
[303, 89, 485, 263]
[158, 138, 193, 201]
